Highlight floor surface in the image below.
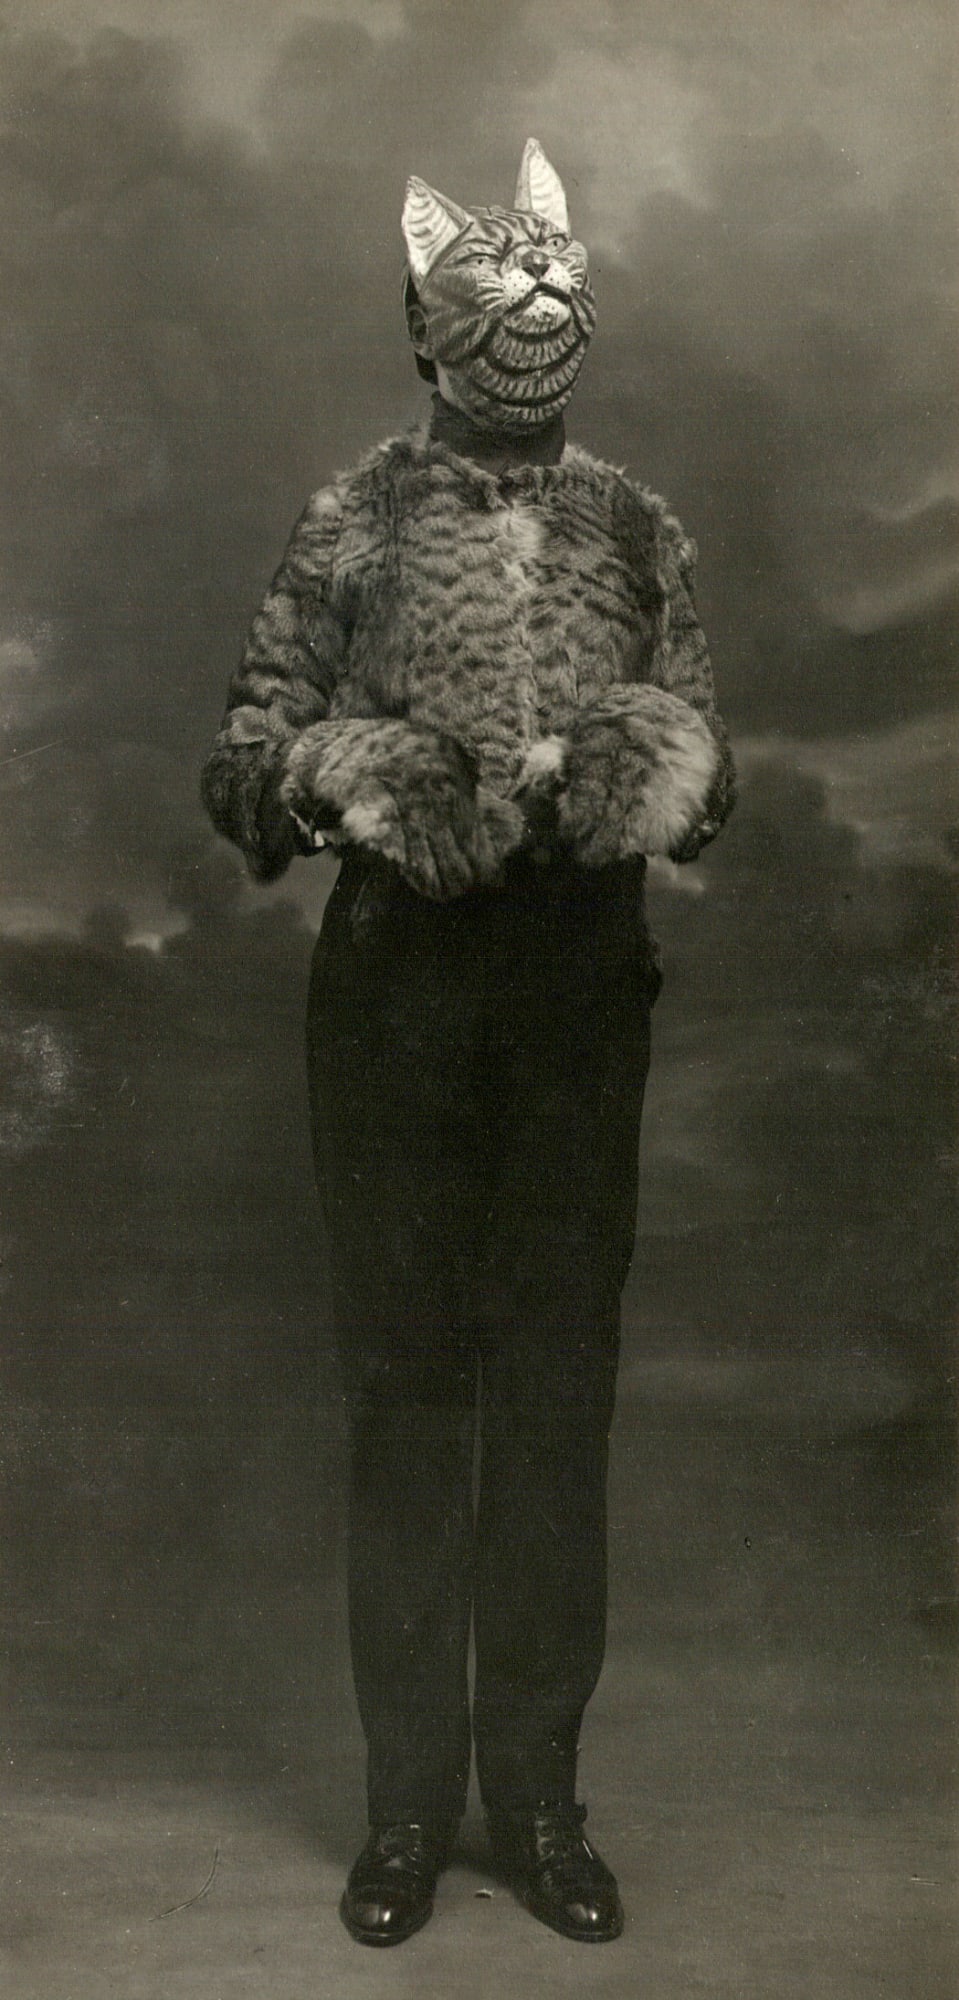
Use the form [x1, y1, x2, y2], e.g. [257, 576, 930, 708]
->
[2, 1360, 954, 1998]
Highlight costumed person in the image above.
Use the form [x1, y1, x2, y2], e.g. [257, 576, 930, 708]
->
[201, 140, 735, 1948]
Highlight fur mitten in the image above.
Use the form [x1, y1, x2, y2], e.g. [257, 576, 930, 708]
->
[281, 717, 524, 900]
[522, 685, 719, 867]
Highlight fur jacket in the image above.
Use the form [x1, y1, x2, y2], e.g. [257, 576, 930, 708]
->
[202, 403, 735, 899]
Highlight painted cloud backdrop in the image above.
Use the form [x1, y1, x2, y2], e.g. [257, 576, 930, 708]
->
[0, 1, 955, 1414]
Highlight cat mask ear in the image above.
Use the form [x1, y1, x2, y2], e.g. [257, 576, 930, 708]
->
[402, 177, 471, 285]
[514, 138, 569, 234]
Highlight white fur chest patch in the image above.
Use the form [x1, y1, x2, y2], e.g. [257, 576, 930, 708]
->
[493, 500, 543, 596]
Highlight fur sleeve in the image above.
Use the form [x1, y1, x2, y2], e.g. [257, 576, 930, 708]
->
[546, 683, 720, 865]
[538, 492, 736, 868]
[281, 718, 523, 901]
[645, 509, 736, 857]
[200, 485, 350, 880]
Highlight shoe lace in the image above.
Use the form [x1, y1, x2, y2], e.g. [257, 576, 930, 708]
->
[529, 1804, 593, 1882]
[371, 1823, 436, 1875]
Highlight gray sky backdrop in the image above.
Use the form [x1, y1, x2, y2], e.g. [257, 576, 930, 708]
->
[0, 1, 955, 1418]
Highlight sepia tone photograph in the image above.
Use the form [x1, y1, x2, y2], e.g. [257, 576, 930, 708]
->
[1, 2, 955, 1994]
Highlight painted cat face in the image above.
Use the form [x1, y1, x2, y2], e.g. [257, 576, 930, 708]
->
[402, 139, 596, 435]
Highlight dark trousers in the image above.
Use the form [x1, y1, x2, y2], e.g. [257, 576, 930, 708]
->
[306, 848, 657, 1826]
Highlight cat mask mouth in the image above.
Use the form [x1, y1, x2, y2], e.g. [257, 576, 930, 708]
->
[401, 140, 596, 433]
[505, 283, 576, 334]
[526, 280, 575, 304]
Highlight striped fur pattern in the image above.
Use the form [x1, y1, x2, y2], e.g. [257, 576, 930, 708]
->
[202, 423, 735, 892]
[552, 686, 720, 865]
[402, 152, 596, 435]
[281, 718, 523, 900]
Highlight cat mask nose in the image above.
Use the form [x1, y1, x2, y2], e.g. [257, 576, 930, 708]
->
[520, 247, 551, 279]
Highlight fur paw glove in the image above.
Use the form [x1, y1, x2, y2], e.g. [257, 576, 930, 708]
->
[521, 686, 720, 867]
[281, 717, 524, 900]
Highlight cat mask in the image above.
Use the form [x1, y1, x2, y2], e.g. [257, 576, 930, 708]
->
[402, 139, 596, 436]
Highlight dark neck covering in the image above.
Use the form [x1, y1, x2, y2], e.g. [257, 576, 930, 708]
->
[428, 392, 566, 474]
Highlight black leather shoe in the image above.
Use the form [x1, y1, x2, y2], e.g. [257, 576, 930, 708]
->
[339, 1822, 450, 1946]
[487, 1803, 624, 1942]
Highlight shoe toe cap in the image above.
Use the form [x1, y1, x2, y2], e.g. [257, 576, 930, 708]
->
[565, 1891, 624, 1936]
[341, 1882, 434, 1944]
[351, 1894, 395, 1930]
